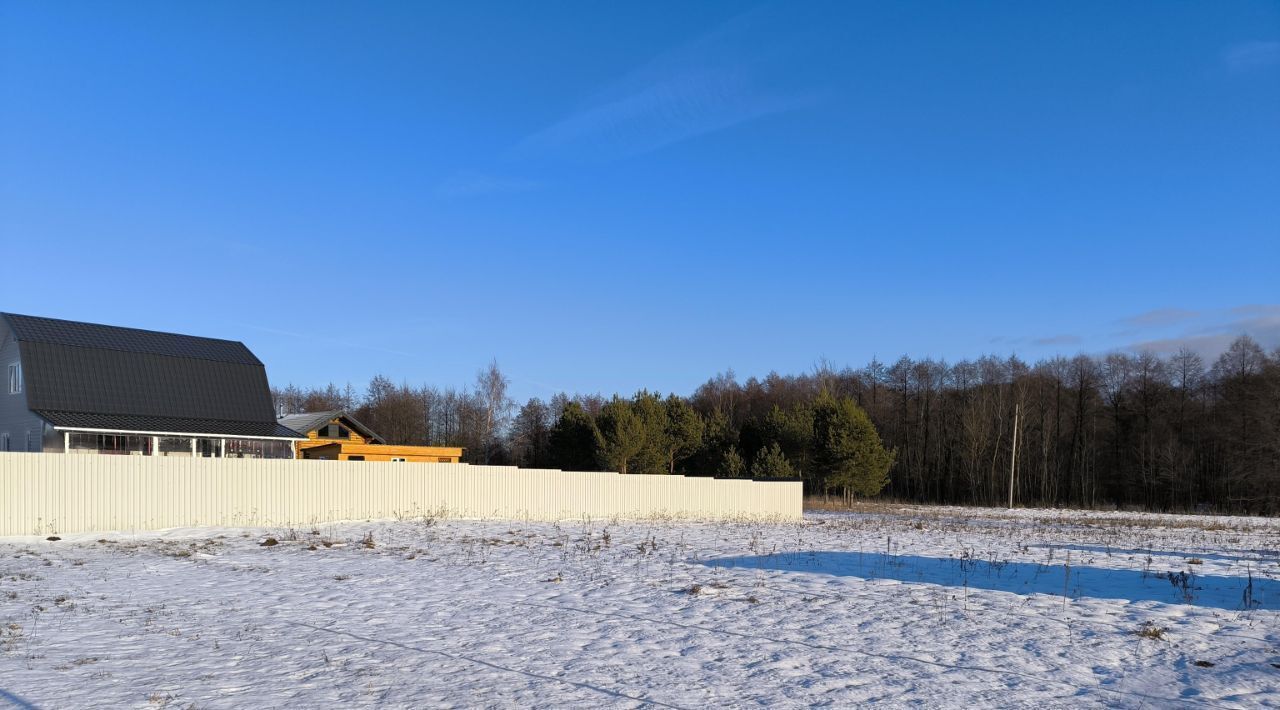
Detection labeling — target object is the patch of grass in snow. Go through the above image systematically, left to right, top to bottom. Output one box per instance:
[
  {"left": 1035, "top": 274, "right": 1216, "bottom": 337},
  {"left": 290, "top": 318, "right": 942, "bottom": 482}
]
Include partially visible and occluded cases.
[
  {"left": 684, "top": 581, "right": 729, "bottom": 596},
  {"left": 1135, "top": 622, "right": 1167, "bottom": 640},
  {"left": 0, "top": 623, "right": 29, "bottom": 654},
  {"left": 53, "top": 657, "right": 100, "bottom": 671}
]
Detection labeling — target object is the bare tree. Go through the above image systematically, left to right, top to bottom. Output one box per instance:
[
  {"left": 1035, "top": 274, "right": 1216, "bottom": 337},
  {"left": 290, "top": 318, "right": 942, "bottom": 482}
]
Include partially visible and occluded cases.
[{"left": 474, "top": 360, "right": 514, "bottom": 464}]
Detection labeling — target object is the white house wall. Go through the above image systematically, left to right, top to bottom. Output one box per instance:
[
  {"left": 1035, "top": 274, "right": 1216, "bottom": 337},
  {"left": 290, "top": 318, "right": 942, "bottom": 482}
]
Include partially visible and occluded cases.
[{"left": 0, "top": 323, "right": 46, "bottom": 453}]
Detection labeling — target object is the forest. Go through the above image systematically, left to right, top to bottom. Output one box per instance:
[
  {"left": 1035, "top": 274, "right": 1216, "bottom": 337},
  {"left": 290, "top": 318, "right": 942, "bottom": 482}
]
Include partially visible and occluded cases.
[{"left": 273, "top": 335, "right": 1280, "bottom": 514}]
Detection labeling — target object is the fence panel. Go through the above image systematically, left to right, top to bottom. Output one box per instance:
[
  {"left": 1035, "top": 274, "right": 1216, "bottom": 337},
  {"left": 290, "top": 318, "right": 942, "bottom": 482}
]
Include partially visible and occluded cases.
[{"left": 0, "top": 453, "right": 802, "bottom": 535}]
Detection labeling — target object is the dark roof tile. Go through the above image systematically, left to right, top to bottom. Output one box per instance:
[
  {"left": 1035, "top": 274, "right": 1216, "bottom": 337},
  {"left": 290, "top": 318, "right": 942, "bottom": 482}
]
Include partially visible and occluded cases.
[
  {"left": 2, "top": 313, "right": 259, "bottom": 364},
  {"left": 278, "top": 411, "right": 344, "bottom": 437}
]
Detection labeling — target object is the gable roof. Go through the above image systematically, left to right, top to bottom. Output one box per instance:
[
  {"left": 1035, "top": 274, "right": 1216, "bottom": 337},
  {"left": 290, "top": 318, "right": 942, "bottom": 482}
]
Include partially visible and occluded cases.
[
  {"left": 2, "top": 313, "right": 302, "bottom": 439},
  {"left": 278, "top": 410, "right": 386, "bottom": 444}
]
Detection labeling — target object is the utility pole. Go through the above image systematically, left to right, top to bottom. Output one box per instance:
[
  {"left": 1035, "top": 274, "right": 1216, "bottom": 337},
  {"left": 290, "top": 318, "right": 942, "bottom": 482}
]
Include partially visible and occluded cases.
[{"left": 1008, "top": 402, "right": 1019, "bottom": 509}]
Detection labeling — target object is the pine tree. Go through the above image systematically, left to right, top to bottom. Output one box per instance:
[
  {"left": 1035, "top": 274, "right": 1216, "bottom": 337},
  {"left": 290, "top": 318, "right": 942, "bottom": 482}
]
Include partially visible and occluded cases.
[
  {"left": 629, "top": 391, "right": 670, "bottom": 475},
  {"left": 812, "top": 391, "right": 894, "bottom": 498},
  {"left": 664, "top": 394, "right": 704, "bottom": 474},
  {"left": 596, "top": 396, "right": 646, "bottom": 474},
  {"left": 548, "top": 401, "right": 600, "bottom": 472},
  {"left": 762, "top": 404, "right": 813, "bottom": 478},
  {"left": 750, "top": 442, "right": 797, "bottom": 478},
  {"left": 718, "top": 446, "right": 746, "bottom": 478}
]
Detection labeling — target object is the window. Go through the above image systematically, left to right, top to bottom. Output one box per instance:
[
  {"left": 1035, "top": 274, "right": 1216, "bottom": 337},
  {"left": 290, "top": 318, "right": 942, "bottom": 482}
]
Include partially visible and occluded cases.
[
  {"left": 7, "top": 362, "right": 20, "bottom": 395},
  {"left": 317, "top": 423, "right": 351, "bottom": 439},
  {"left": 1, "top": 433, "right": 8, "bottom": 452},
  {"left": 67, "top": 433, "right": 153, "bottom": 455},
  {"left": 158, "top": 437, "right": 193, "bottom": 457},
  {"left": 195, "top": 438, "right": 222, "bottom": 458},
  {"left": 224, "top": 439, "right": 292, "bottom": 459},
  {"left": 347, "top": 455, "right": 365, "bottom": 461},
  {"left": 390, "top": 457, "right": 406, "bottom": 463},
  {"left": 436, "top": 457, "right": 452, "bottom": 463}
]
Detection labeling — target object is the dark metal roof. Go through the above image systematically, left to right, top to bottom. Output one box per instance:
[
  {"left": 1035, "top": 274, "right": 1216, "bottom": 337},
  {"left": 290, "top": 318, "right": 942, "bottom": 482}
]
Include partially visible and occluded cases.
[
  {"left": 2, "top": 313, "right": 291, "bottom": 437},
  {"left": 2, "top": 313, "right": 260, "bottom": 364},
  {"left": 36, "top": 411, "right": 304, "bottom": 438},
  {"left": 278, "top": 411, "right": 386, "bottom": 444},
  {"left": 278, "top": 411, "right": 343, "bottom": 437}
]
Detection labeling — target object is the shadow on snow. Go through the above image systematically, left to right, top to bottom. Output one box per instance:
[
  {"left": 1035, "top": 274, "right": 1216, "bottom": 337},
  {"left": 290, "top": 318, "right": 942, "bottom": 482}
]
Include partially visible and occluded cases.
[
  {"left": 1025, "top": 543, "right": 1279, "bottom": 565},
  {"left": 705, "top": 551, "right": 1279, "bottom": 611}
]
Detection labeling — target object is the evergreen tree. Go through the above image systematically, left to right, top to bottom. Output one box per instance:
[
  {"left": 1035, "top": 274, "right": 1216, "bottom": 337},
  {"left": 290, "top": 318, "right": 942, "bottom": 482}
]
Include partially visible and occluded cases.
[
  {"left": 629, "top": 391, "right": 671, "bottom": 475},
  {"left": 812, "top": 391, "right": 894, "bottom": 498},
  {"left": 664, "top": 394, "right": 704, "bottom": 474},
  {"left": 596, "top": 396, "right": 646, "bottom": 474},
  {"left": 548, "top": 401, "right": 599, "bottom": 471},
  {"left": 762, "top": 404, "right": 814, "bottom": 478},
  {"left": 690, "top": 409, "right": 735, "bottom": 476},
  {"left": 750, "top": 442, "right": 797, "bottom": 478},
  {"left": 718, "top": 446, "right": 746, "bottom": 478}
]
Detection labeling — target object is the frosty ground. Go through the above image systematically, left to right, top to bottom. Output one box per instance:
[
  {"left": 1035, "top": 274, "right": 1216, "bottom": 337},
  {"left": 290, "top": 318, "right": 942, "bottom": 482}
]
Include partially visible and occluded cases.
[{"left": 1, "top": 506, "right": 1277, "bottom": 709}]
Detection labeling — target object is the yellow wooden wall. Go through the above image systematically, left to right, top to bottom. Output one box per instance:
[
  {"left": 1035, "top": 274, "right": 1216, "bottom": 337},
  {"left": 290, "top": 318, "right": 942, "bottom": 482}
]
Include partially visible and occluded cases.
[{"left": 294, "top": 416, "right": 462, "bottom": 462}]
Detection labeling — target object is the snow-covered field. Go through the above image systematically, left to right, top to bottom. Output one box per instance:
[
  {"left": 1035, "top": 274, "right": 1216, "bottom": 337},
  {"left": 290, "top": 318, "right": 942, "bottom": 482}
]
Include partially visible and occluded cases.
[{"left": 1, "top": 505, "right": 1278, "bottom": 709}]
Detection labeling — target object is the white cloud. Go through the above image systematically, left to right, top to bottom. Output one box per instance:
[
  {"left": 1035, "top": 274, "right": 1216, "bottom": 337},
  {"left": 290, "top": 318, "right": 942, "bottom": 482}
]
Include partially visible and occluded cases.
[
  {"left": 517, "top": 9, "right": 818, "bottom": 161},
  {"left": 1223, "top": 40, "right": 1280, "bottom": 72},
  {"left": 521, "top": 71, "right": 812, "bottom": 160},
  {"left": 434, "top": 172, "right": 544, "bottom": 199},
  {"left": 1126, "top": 304, "right": 1280, "bottom": 358},
  {"left": 1117, "top": 308, "right": 1200, "bottom": 328},
  {"left": 1030, "top": 334, "right": 1082, "bottom": 346}
]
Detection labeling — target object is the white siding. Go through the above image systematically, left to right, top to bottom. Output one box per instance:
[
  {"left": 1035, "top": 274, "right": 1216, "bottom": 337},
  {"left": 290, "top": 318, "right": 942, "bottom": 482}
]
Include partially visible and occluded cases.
[
  {"left": 0, "top": 323, "right": 47, "bottom": 451},
  {"left": 0, "top": 453, "right": 802, "bottom": 535}
]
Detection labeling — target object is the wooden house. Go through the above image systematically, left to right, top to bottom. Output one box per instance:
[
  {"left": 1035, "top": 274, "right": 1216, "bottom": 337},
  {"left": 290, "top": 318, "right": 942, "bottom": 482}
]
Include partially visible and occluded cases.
[{"left": 279, "top": 411, "right": 463, "bottom": 462}]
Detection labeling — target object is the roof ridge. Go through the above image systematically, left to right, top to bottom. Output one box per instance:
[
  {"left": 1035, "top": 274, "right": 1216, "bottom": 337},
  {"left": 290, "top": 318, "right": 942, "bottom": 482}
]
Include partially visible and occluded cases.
[
  {"left": 2, "top": 312, "right": 247, "bottom": 347},
  {"left": 4, "top": 312, "right": 262, "bottom": 366},
  {"left": 18, "top": 338, "right": 263, "bottom": 366}
]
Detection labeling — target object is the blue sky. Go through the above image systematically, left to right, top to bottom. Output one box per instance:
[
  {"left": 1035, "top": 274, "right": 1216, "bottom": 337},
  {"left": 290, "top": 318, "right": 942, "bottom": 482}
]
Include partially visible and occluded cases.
[{"left": 2, "top": 1, "right": 1278, "bottom": 403}]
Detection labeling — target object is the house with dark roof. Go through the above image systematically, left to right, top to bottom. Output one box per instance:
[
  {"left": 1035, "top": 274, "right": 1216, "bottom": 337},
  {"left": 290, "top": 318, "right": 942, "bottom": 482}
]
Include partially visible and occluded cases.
[
  {"left": 1, "top": 313, "right": 305, "bottom": 457},
  {"left": 280, "top": 410, "right": 463, "bottom": 462}
]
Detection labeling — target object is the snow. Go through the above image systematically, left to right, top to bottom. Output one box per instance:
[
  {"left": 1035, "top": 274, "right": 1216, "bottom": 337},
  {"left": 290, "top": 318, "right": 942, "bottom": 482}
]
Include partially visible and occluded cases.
[{"left": 1, "top": 505, "right": 1278, "bottom": 708}]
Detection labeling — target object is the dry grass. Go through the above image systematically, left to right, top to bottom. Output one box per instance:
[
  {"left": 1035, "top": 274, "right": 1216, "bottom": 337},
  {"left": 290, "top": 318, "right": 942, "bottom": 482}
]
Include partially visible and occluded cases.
[
  {"left": 804, "top": 498, "right": 1272, "bottom": 533},
  {"left": 1135, "top": 622, "right": 1167, "bottom": 640}
]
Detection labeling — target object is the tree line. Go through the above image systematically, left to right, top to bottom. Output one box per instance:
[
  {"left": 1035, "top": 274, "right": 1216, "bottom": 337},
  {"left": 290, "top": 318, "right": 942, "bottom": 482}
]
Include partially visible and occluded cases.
[{"left": 273, "top": 335, "right": 1280, "bottom": 514}]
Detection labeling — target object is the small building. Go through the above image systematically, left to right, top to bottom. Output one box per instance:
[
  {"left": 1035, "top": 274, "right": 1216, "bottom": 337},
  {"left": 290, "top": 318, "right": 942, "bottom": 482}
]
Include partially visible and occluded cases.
[
  {"left": 1, "top": 313, "right": 304, "bottom": 457},
  {"left": 279, "top": 411, "right": 463, "bottom": 462}
]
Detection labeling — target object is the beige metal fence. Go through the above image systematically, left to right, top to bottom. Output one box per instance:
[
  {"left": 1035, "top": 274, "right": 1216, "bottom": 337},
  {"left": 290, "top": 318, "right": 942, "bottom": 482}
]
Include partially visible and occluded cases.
[{"left": 0, "top": 452, "right": 802, "bottom": 535}]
